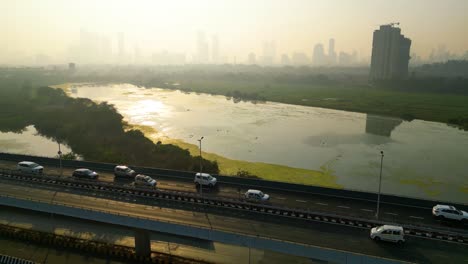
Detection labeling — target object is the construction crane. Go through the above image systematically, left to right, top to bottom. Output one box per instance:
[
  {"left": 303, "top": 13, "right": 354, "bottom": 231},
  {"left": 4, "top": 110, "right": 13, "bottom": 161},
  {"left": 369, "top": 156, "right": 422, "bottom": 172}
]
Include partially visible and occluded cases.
[{"left": 387, "top": 22, "right": 400, "bottom": 27}]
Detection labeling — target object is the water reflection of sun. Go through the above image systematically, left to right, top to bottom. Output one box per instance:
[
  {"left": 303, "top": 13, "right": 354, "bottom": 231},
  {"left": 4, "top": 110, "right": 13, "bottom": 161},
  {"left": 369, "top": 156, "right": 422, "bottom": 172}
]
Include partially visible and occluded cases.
[{"left": 127, "top": 100, "right": 167, "bottom": 116}]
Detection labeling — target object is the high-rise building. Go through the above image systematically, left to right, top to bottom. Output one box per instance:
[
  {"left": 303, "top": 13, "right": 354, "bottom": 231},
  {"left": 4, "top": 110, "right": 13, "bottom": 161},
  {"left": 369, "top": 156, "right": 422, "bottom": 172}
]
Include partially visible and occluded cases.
[
  {"left": 370, "top": 24, "right": 411, "bottom": 80},
  {"left": 196, "top": 31, "right": 209, "bottom": 64},
  {"left": 118, "top": 32, "right": 125, "bottom": 58},
  {"left": 211, "top": 34, "right": 219, "bottom": 64},
  {"left": 328, "top": 38, "right": 337, "bottom": 65},
  {"left": 261, "top": 41, "right": 276, "bottom": 65},
  {"left": 312, "top": 43, "right": 325, "bottom": 66},
  {"left": 339, "top": 51, "right": 358, "bottom": 66},
  {"left": 248, "top": 52, "right": 256, "bottom": 64},
  {"left": 292, "top": 52, "right": 309, "bottom": 65},
  {"left": 280, "top": 54, "right": 290, "bottom": 65},
  {"left": 68, "top": 62, "right": 76, "bottom": 72}
]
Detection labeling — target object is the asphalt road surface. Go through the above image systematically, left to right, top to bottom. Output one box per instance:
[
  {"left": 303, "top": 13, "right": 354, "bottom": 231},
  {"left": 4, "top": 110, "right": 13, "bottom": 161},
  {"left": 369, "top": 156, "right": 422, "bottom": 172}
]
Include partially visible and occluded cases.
[{"left": 0, "top": 182, "right": 467, "bottom": 263}]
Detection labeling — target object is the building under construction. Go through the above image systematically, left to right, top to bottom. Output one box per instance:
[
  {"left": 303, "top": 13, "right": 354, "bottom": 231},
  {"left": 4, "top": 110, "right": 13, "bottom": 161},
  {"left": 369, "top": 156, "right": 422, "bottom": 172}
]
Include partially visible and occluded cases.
[{"left": 370, "top": 23, "right": 411, "bottom": 80}]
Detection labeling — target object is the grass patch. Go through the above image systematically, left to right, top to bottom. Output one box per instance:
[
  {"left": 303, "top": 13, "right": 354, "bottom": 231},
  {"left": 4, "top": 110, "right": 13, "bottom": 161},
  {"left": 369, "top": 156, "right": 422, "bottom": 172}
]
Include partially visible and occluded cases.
[
  {"left": 127, "top": 124, "right": 341, "bottom": 189},
  {"left": 399, "top": 178, "right": 443, "bottom": 197},
  {"left": 460, "top": 186, "right": 468, "bottom": 194}
]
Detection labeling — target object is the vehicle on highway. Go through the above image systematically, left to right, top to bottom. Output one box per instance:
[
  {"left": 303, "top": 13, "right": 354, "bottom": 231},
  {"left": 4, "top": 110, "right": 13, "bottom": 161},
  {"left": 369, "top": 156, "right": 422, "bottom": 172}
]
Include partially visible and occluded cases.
[
  {"left": 17, "top": 161, "right": 43, "bottom": 175},
  {"left": 114, "top": 165, "right": 137, "bottom": 178},
  {"left": 72, "top": 168, "right": 99, "bottom": 180},
  {"left": 194, "top": 172, "right": 217, "bottom": 187},
  {"left": 134, "top": 174, "right": 157, "bottom": 188},
  {"left": 245, "top": 189, "right": 270, "bottom": 202},
  {"left": 432, "top": 204, "right": 468, "bottom": 222},
  {"left": 370, "top": 225, "right": 405, "bottom": 244}
]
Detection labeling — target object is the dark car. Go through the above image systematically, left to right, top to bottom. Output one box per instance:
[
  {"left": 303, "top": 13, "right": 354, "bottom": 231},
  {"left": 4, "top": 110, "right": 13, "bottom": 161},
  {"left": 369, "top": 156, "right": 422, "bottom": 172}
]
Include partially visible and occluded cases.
[{"left": 72, "top": 168, "right": 99, "bottom": 179}]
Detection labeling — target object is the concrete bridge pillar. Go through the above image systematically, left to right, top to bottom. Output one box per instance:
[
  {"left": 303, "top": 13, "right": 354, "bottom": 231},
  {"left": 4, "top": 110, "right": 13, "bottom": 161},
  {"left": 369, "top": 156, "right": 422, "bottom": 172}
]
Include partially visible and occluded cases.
[{"left": 134, "top": 229, "right": 151, "bottom": 257}]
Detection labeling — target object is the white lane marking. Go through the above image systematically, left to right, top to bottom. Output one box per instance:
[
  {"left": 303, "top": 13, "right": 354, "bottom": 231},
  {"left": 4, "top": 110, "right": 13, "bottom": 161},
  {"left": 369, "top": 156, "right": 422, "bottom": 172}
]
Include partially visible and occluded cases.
[
  {"left": 277, "top": 197, "right": 286, "bottom": 200},
  {"left": 296, "top": 200, "right": 307, "bottom": 203},
  {"left": 316, "top": 202, "right": 328, "bottom": 206},
  {"left": 337, "top": 206, "right": 350, "bottom": 209},
  {"left": 361, "top": 209, "right": 373, "bottom": 212},
  {"left": 385, "top": 212, "right": 398, "bottom": 216},
  {"left": 409, "top": 216, "right": 424, "bottom": 220}
]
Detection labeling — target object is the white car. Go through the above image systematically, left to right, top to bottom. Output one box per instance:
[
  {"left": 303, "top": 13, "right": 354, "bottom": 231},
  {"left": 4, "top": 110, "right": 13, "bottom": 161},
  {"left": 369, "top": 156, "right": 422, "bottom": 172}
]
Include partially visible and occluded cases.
[
  {"left": 17, "top": 161, "right": 43, "bottom": 175},
  {"left": 114, "top": 165, "right": 137, "bottom": 178},
  {"left": 194, "top": 173, "right": 217, "bottom": 187},
  {"left": 135, "top": 174, "right": 157, "bottom": 188},
  {"left": 245, "top": 189, "right": 270, "bottom": 202},
  {"left": 432, "top": 204, "right": 468, "bottom": 222},
  {"left": 370, "top": 225, "right": 405, "bottom": 244}
]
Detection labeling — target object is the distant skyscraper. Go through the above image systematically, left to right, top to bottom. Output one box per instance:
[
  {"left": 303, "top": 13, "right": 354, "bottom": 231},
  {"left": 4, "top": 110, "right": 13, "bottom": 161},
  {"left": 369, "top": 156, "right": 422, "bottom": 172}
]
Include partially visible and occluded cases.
[
  {"left": 370, "top": 24, "right": 411, "bottom": 80},
  {"left": 197, "top": 31, "right": 209, "bottom": 63},
  {"left": 117, "top": 32, "right": 125, "bottom": 64},
  {"left": 118, "top": 32, "right": 124, "bottom": 57},
  {"left": 211, "top": 34, "right": 219, "bottom": 64},
  {"left": 328, "top": 38, "right": 337, "bottom": 65},
  {"left": 261, "top": 41, "right": 276, "bottom": 65},
  {"left": 312, "top": 43, "right": 325, "bottom": 66},
  {"left": 134, "top": 45, "right": 141, "bottom": 64},
  {"left": 339, "top": 51, "right": 358, "bottom": 65},
  {"left": 248, "top": 52, "right": 256, "bottom": 64},
  {"left": 292, "top": 52, "right": 309, "bottom": 65},
  {"left": 281, "top": 54, "right": 290, "bottom": 65},
  {"left": 68, "top": 62, "right": 76, "bottom": 71}
]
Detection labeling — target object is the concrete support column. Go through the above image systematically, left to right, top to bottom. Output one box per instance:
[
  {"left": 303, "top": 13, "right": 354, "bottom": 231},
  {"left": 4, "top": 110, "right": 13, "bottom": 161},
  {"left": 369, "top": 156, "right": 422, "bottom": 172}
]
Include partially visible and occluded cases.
[{"left": 134, "top": 229, "right": 151, "bottom": 257}]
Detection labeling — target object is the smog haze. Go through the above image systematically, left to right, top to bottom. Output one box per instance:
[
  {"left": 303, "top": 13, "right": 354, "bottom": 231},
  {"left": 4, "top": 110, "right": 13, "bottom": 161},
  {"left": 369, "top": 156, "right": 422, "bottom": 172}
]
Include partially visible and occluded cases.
[{"left": 1, "top": 0, "right": 467, "bottom": 64}]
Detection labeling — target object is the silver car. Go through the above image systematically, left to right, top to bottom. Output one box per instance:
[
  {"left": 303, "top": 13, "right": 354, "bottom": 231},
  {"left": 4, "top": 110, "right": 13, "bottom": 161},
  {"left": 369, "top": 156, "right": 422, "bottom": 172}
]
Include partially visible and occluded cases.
[
  {"left": 17, "top": 161, "right": 43, "bottom": 175},
  {"left": 135, "top": 174, "right": 157, "bottom": 188}
]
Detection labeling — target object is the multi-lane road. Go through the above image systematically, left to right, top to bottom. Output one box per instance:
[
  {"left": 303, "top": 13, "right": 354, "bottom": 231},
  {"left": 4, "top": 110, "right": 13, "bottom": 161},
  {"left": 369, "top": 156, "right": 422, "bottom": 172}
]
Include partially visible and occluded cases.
[
  {"left": 1, "top": 160, "right": 466, "bottom": 232},
  {"left": 1, "top": 182, "right": 467, "bottom": 263}
]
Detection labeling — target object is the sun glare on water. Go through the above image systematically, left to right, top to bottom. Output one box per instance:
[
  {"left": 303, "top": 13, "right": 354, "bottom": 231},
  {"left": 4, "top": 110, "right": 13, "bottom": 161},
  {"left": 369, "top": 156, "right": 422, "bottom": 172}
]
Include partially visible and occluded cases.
[{"left": 127, "top": 99, "right": 167, "bottom": 116}]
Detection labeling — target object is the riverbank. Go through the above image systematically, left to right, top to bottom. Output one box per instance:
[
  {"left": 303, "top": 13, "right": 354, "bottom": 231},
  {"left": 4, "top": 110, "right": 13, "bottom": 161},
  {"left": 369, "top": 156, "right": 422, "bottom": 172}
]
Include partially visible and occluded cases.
[{"left": 130, "top": 125, "right": 340, "bottom": 188}]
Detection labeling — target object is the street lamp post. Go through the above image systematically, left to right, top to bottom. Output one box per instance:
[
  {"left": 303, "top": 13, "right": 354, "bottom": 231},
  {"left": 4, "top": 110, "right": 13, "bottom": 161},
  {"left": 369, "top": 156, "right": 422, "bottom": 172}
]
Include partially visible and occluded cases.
[
  {"left": 198, "top": 136, "right": 204, "bottom": 195},
  {"left": 58, "top": 142, "right": 63, "bottom": 176},
  {"left": 376, "top": 150, "right": 384, "bottom": 219}
]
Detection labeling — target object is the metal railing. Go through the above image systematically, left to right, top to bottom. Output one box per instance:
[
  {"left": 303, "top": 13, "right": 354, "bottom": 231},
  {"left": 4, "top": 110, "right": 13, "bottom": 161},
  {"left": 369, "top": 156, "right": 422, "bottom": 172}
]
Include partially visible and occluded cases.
[
  {"left": 0, "top": 168, "right": 466, "bottom": 245},
  {"left": 0, "top": 193, "right": 412, "bottom": 264}
]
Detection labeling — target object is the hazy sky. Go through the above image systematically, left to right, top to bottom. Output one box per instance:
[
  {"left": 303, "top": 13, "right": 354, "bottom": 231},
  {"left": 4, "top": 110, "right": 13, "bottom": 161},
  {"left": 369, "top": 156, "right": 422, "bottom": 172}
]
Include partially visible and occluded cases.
[{"left": 1, "top": 0, "right": 467, "bottom": 63}]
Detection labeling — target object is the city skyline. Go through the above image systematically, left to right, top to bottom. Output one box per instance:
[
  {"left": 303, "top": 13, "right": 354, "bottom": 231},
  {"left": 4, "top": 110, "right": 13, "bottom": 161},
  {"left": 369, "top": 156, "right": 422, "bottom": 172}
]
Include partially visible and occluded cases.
[{"left": 1, "top": 0, "right": 467, "bottom": 65}]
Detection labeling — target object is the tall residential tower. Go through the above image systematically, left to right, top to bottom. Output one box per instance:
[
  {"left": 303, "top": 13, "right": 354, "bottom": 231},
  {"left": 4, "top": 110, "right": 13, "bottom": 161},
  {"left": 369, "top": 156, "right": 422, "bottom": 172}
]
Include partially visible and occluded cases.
[{"left": 370, "top": 24, "right": 411, "bottom": 80}]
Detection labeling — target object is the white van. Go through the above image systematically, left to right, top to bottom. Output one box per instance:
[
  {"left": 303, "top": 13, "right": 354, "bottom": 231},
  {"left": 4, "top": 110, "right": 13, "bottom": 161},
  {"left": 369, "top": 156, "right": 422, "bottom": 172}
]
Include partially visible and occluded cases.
[
  {"left": 17, "top": 161, "right": 44, "bottom": 175},
  {"left": 114, "top": 165, "right": 137, "bottom": 178},
  {"left": 194, "top": 173, "right": 217, "bottom": 187},
  {"left": 135, "top": 174, "right": 157, "bottom": 188},
  {"left": 245, "top": 189, "right": 270, "bottom": 202},
  {"left": 370, "top": 225, "right": 405, "bottom": 244}
]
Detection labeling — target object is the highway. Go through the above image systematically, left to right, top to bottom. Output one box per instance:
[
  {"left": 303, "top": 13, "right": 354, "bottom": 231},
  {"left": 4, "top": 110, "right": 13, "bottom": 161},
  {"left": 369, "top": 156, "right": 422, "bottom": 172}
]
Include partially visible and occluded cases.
[
  {"left": 1, "top": 160, "right": 466, "bottom": 232},
  {"left": 0, "top": 181, "right": 467, "bottom": 263}
]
